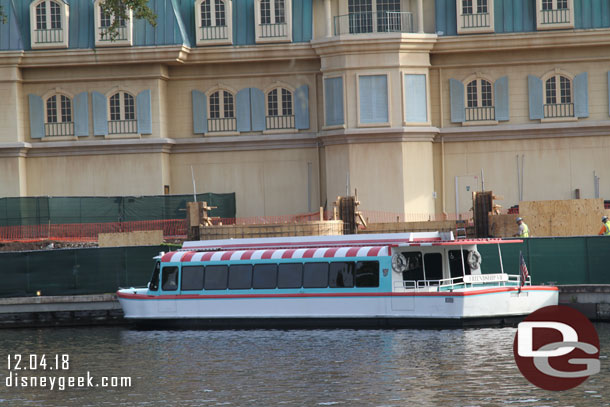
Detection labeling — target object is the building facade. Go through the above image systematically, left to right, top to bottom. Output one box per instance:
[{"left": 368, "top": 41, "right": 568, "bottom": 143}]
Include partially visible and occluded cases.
[{"left": 1, "top": 0, "right": 609, "bottom": 218}]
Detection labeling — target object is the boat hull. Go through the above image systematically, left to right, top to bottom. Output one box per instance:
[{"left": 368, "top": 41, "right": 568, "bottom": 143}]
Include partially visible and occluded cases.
[{"left": 117, "top": 285, "right": 558, "bottom": 329}]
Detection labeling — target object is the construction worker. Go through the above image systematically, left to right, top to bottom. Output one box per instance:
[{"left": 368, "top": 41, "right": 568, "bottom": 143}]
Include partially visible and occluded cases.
[
  {"left": 599, "top": 216, "right": 610, "bottom": 236},
  {"left": 515, "top": 217, "right": 529, "bottom": 238}
]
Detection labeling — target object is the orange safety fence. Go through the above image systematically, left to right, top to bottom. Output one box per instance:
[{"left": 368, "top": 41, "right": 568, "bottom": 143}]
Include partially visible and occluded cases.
[{"left": 0, "top": 219, "right": 188, "bottom": 243}]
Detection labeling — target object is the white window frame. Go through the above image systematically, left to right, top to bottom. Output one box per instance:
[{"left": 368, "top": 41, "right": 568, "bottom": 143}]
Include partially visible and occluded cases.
[
  {"left": 30, "top": 0, "right": 69, "bottom": 49},
  {"left": 94, "top": 0, "right": 133, "bottom": 47},
  {"left": 195, "top": 0, "right": 233, "bottom": 46},
  {"left": 254, "top": 0, "right": 293, "bottom": 43},
  {"left": 456, "top": 0, "right": 494, "bottom": 34},
  {"left": 535, "top": 0, "right": 574, "bottom": 30},
  {"left": 401, "top": 71, "right": 430, "bottom": 126},
  {"left": 542, "top": 71, "right": 574, "bottom": 120},
  {"left": 356, "top": 72, "right": 391, "bottom": 128},
  {"left": 322, "top": 74, "right": 347, "bottom": 130},
  {"left": 463, "top": 76, "right": 496, "bottom": 122},
  {"left": 265, "top": 85, "right": 295, "bottom": 131},
  {"left": 206, "top": 88, "right": 238, "bottom": 134},
  {"left": 42, "top": 90, "right": 74, "bottom": 138},
  {"left": 107, "top": 90, "right": 138, "bottom": 136}
]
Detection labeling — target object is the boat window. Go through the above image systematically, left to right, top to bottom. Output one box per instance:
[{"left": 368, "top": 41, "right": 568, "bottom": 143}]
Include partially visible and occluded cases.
[
  {"left": 449, "top": 250, "right": 472, "bottom": 278},
  {"left": 401, "top": 252, "right": 424, "bottom": 281},
  {"left": 424, "top": 253, "right": 443, "bottom": 281},
  {"left": 149, "top": 261, "right": 160, "bottom": 291},
  {"left": 355, "top": 261, "right": 379, "bottom": 287},
  {"left": 303, "top": 262, "right": 329, "bottom": 288},
  {"left": 329, "top": 262, "right": 354, "bottom": 288},
  {"left": 277, "top": 263, "right": 302, "bottom": 288},
  {"left": 252, "top": 264, "right": 277, "bottom": 289},
  {"left": 181, "top": 265, "right": 204, "bottom": 291},
  {"left": 204, "top": 265, "right": 229, "bottom": 290},
  {"left": 228, "top": 265, "right": 253, "bottom": 289},
  {"left": 161, "top": 266, "right": 179, "bottom": 291}
]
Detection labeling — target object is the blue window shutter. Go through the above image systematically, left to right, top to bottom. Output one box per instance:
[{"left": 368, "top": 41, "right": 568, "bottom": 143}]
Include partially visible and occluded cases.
[
  {"left": 574, "top": 72, "right": 589, "bottom": 118},
  {"left": 404, "top": 74, "right": 427, "bottom": 123},
  {"left": 359, "top": 75, "right": 388, "bottom": 124},
  {"left": 527, "top": 75, "right": 543, "bottom": 120},
  {"left": 494, "top": 76, "right": 510, "bottom": 121},
  {"left": 324, "top": 77, "right": 344, "bottom": 126},
  {"left": 449, "top": 78, "right": 465, "bottom": 123},
  {"left": 295, "top": 85, "right": 310, "bottom": 130},
  {"left": 250, "top": 87, "right": 265, "bottom": 131},
  {"left": 236, "top": 88, "right": 251, "bottom": 132},
  {"left": 137, "top": 90, "right": 152, "bottom": 135},
  {"left": 192, "top": 90, "right": 208, "bottom": 134},
  {"left": 92, "top": 91, "right": 108, "bottom": 136},
  {"left": 74, "top": 92, "right": 89, "bottom": 137},
  {"left": 28, "top": 94, "right": 44, "bottom": 139}
]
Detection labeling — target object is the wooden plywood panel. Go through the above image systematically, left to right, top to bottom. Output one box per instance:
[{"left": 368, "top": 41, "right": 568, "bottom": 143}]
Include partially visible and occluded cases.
[
  {"left": 519, "top": 199, "right": 605, "bottom": 237},
  {"left": 489, "top": 214, "right": 520, "bottom": 238}
]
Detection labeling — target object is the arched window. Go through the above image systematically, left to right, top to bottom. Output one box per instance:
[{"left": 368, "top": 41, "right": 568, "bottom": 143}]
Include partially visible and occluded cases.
[
  {"left": 30, "top": 0, "right": 69, "bottom": 48},
  {"left": 94, "top": 0, "right": 133, "bottom": 46},
  {"left": 195, "top": 0, "right": 233, "bottom": 45},
  {"left": 255, "top": 0, "right": 291, "bottom": 42},
  {"left": 544, "top": 74, "right": 573, "bottom": 118},
  {"left": 465, "top": 79, "right": 494, "bottom": 121},
  {"left": 266, "top": 88, "right": 294, "bottom": 129},
  {"left": 208, "top": 90, "right": 236, "bottom": 132},
  {"left": 109, "top": 92, "right": 137, "bottom": 134},
  {"left": 45, "top": 94, "right": 73, "bottom": 136}
]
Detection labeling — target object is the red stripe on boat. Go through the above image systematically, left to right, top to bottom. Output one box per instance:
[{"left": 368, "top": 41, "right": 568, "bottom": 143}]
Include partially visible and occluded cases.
[
  {"left": 346, "top": 247, "right": 360, "bottom": 257},
  {"left": 303, "top": 248, "right": 317, "bottom": 258},
  {"left": 324, "top": 248, "right": 339, "bottom": 258},
  {"left": 282, "top": 249, "right": 296, "bottom": 259},
  {"left": 241, "top": 250, "right": 256, "bottom": 260},
  {"left": 261, "top": 250, "right": 274, "bottom": 259},
  {"left": 221, "top": 251, "right": 234, "bottom": 261},
  {"left": 161, "top": 252, "right": 174, "bottom": 262},
  {"left": 182, "top": 252, "right": 196, "bottom": 262},
  {"left": 201, "top": 252, "right": 215, "bottom": 261}
]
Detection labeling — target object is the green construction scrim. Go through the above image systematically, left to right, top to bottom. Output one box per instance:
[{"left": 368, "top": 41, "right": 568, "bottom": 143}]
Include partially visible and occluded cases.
[
  {"left": 0, "top": 193, "right": 236, "bottom": 226},
  {"left": 1, "top": 236, "right": 610, "bottom": 298},
  {"left": 0, "top": 246, "right": 171, "bottom": 298}
]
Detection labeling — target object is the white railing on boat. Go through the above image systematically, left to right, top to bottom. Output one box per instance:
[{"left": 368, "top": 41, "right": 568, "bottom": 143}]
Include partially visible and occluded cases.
[{"left": 394, "top": 273, "right": 530, "bottom": 292}]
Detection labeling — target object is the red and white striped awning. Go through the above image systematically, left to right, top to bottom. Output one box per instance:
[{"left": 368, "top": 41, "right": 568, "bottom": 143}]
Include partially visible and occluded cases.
[{"left": 161, "top": 246, "right": 390, "bottom": 263}]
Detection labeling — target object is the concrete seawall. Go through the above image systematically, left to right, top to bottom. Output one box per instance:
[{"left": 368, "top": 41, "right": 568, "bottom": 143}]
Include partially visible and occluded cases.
[
  {"left": 0, "top": 285, "right": 608, "bottom": 328},
  {"left": 0, "top": 294, "right": 125, "bottom": 328}
]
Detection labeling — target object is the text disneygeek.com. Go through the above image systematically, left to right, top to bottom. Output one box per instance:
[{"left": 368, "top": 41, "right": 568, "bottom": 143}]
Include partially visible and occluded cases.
[{"left": 4, "top": 354, "right": 132, "bottom": 391}]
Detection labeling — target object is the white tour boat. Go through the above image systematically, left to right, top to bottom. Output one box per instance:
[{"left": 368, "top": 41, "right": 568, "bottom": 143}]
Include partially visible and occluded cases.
[{"left": 117, "top": 232, "right": 558, "bottom": 328}]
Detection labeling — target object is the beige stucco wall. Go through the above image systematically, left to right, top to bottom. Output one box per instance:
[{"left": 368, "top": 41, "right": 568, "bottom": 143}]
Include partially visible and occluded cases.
[
  {"left": 0, "top": 67, "right": 24, "bottom": 143},
  {"left": 440, "top": 135, "right": 610, "bottom": 214},
  {"left": 169, "top": 148, "right": 320, "bottom": 217},
  {"left": 26, "top": 153, "right": 167, "bottom": 196},
  {"left": 0, "top": 157, "right": 26, "bottom": 197}
]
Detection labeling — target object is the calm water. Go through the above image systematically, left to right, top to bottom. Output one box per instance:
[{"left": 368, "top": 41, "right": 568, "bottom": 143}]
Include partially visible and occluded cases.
[{"left": 0, "top": 325, "right": 608, "bottom": 407}]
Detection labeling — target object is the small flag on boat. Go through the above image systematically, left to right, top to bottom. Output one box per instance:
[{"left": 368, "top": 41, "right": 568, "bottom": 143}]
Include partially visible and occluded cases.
[{"left": 519, "top": 251, "right": 529, "bottom": 290}]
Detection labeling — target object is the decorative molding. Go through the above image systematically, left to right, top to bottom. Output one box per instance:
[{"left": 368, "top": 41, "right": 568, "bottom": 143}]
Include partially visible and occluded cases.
[
  {"left": 319, "top": 127, "right": 438, "bottom": 146},
  {"left": 0, "top": 142, "right": 31, "bottom": 158}
]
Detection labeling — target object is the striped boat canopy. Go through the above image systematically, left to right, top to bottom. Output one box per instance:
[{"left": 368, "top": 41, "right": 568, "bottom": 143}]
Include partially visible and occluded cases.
[{"left": 161, "top": 246, "right": 390, "bottom": 263}]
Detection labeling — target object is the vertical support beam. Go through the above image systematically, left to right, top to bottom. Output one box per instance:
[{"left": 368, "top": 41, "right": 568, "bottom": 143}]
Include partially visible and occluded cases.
[
  {"left": 325, "top": 0, "right": 332, "bottom": 37},
  {"left": 417, "top": 0, "right": 424, "bottom": 33}
]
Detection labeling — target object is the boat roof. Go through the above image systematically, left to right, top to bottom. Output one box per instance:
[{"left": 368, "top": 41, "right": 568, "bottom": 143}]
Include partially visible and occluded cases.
[{"left": 180, "top": 232, "right": 522, "bottom": 252}]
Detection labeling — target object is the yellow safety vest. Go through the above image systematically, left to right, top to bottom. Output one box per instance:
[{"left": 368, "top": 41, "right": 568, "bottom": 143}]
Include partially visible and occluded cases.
[
  {"left": 604, "top": 221, "right": 610, "bottom": 236},
  {"left": 520, "top": 223, "right": 529, "bottom": 238}
]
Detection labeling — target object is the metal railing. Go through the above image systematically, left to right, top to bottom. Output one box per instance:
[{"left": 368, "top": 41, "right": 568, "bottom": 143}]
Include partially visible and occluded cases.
[
  {"left": 540, "top": 8, "right": 570, "bottom": 24},
  {"left": 334, "top": 11, "right": 414, "bottom": 35},
  {"left": 461, "top": 12, "right": 491, "bottom": 29},
  {"left": 259, "top": 23, "right": 288, "bottom": 38},
  {"left": 98, "top": 25, "right": 128, "bottom": 42},
  {"left": 200, "top": 25, "right": 229, "bottom": 41},
  {"left": 34, "top": 28, "right": 64, "bottom": 44},
  {"left": 544, "top": 103, "right": 574, "bottom": 118},
  {"left": 465, "top": 106, "right": 495, "bottom": 121},
  {"left": 266, "top": 115, "right": 295, "bottom": 130},
  {"left": 207, "top": 117, "right": 237, "bottom": 133},
  {"left": 109, "top": 119, "right": 138, "bottom": 134},
  {"left": 44, "top": 122, "right": 74, "bottom": 137},
  {"left": 394, "top": 274, "right": 526, "bottom": 292}
]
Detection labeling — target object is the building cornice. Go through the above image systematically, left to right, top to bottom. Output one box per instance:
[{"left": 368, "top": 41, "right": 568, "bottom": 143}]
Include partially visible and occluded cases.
[
  {"left": 432, "top": 29, "right": 610, "bottom": 55},
  {"left": 311, "top": 33, "right": 438, "bottom": 58},
  {"left": 183, "top": 43, "right": 318, "bottom": 64},
  {"left": 437, "top": 121, "right": 610, "bottom": 142},
  {"left": 319, "top": 127, "right": 438, "bottom": 146},
  {"left": 171, "top": 133, "right": 320, "bottom": 154},
  {"left": 25, "top": 138, "right": 175, "bottom": 158},
  {"left": 0, "top": 142, "right": 31, "bottom": 158}
]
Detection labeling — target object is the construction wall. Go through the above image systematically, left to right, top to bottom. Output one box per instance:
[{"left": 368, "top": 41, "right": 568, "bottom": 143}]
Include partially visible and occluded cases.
[
  {"left": 519, "top": 199, "right": 606, "bottom": 237},
  {"left": 360, "top": 220, "right": 458, "bottom": 234},
  {"left": 199, "top": 221, "right": 343, "bottom": 240},
  {"left": 98, "top": 231, "right": 164, "bottom": 247}
]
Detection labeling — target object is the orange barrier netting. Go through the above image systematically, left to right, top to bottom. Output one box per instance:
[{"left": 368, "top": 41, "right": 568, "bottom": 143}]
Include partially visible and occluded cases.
[{"left": 0, "top": 219, "right": 188, "bottom": 243}]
